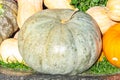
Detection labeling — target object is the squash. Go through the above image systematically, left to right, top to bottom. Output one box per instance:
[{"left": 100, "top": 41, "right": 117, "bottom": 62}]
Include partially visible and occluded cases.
[
  {"left": 0, "top": 0, "right": 18, "bottom": 44},
  {"left": 17, "top": 0, "right": 44, "bottom": 28},
  {"left": 44, "top": 0, "right": 75, "bottom": 9},
  {"left": 106, "top": 0, "right": 120, "bottom": 21},
  {"left": 86, "top": 6, "right": 117, "bottom": 34},
  {"left": 18, "top": 9, "right": 102, "bottom": 75},
  {"left": 103, "top": 23, "right": 120, "bottom": 67},
  {"left": 0, "top": 38, "right": 23, "bottom": 63}
]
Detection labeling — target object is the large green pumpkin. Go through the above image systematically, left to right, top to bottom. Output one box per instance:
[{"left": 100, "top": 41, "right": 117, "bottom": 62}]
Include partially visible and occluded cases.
[{"left": 18, "top": 9, "right": 102, "bottom": 75}]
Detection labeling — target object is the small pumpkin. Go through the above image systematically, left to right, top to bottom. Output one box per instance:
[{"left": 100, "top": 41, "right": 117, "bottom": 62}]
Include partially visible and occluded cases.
[
  {"left": 0, "top": 0, "right": 18, "bottom": 44},
  {"left": 17, "top": 0, "right": 44, "bottom": 28},
  {"left": 44, "top": 0, "right": 75, "bottom": 9},
  {"left": 106, "top": 0, "right": 120, "bottom": 21},
  {"left": 86, "top": 6, "right": 117, "bottom": 34},
  {"left": 18, "top": 9, "right": 102, "bottom": 75},
  {"left": 103, "top": 23, "right": 120, "bottom": 67},
  {"left": 0, "top": 38, "right": 23, "bottom": 63}
]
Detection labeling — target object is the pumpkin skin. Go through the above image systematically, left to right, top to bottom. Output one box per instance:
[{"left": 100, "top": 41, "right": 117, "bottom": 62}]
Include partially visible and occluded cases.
[
  {"left": 0, "top": 0, "right": 18, "bottom": 44},
  {"left": 0, "top": 0, "right": 18, "bottom": 14},
  {"left": 17, "top": 0, "right": 43, "bottom": 28},
  {"left": 44, "top": 0, "right": 75, "bottom": 9},
  {"left": 106, "top": 0, "right": 120, "bottom": 21},
  {"left": 86, "top": 6, "right": 117, "bottom": 34},
  {"left": 18, "top": 9, "right": 102, "bottom": 75},
  {"left": 103, "top": 23, "right": 120, "bottom": 67},
  {"left": 0, "top": 38, "right": 23, "bottom": 63}
]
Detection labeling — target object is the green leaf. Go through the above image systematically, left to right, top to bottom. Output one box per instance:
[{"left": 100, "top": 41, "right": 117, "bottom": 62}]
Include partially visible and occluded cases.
[{"left": 71, "top": 0, "right": 108, "bottom": 12}]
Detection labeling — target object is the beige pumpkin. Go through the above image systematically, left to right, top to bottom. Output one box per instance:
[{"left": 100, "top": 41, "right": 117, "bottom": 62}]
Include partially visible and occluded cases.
[
  {"left": 17, "top": 0, "right": 44, "bottom": 28},
  {"left": 44, "top": 0, "right": 75, "bottom": 9},
  {"left": 106, "top": 0, "right": 120, "bottom": 21},
  {"left": 86, "top": 6, "right": 117, "bottom": 34},
  {"left": 0, "top": 38, "right": 23, "bottom": 63}
]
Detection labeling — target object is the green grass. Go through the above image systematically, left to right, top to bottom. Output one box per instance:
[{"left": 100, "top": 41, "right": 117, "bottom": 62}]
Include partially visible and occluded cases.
[
  {"left": 71, "top": 0, "right": 108, "bottom": 12},
  {"left": 0, "top": 57, "right": 120, "bottom": 75},
  {"left": 84, "top": 57, "right": 120, "bottom": 75},
  {"left": 0, "top": 60, "right": 33, "bottom": 72}
]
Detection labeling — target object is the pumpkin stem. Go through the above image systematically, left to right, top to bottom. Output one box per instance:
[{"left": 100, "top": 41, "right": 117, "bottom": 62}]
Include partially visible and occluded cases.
[{"left": 61, "top": 8, "right": 79, "bottom": 24}]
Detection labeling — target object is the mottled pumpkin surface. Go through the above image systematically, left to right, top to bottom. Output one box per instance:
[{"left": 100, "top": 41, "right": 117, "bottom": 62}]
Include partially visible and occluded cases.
[
  {"left": 0, "top": 0, "right": 18, "bottom": 44},
  {"left": 18, "top": 9, "right": 102, "bottom": 75}
]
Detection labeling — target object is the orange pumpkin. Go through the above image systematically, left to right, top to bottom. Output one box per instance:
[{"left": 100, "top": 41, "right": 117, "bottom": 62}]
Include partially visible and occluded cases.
[{"left": 103, "top": 23, "right": 120, "bottom": 67}]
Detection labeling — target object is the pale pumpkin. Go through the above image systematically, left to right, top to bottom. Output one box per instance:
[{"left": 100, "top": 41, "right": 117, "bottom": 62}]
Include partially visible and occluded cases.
[
  {"left": 0, "top": 0, "right": 18, "bottom": 44},
  {"left": 17, "top": 0, "right": 44, "bottom": 28},
  {"left": 44, "top": 0, "right": 75, "bottom": 9},
  {"left": 106, "top": 0, "right": 120, "bottom": 21},
  {"left": 86, "top": 6, "right": 117, "bottom": 34},
  {"left": 18, "top": 9, "right": 102, "bottom": 75},
  {"left": 103, "top": 23, "right": 120, "bottom": 68},
  {"left": 0, "top": 38, "right": 23, "bottom": 63}
]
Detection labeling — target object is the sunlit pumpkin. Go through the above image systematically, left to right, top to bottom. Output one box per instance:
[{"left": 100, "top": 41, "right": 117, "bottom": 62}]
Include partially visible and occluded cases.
[
  {"left": 17, "top": 0, "right": 43, "bottom": 28},
  {"left": 44, "top": 0, "right": 75, "bottom": 9},
  {"left": 106, "top": 0, "right": 120, "bottom": 21},
  {"left": 86, "top": 6, "right": 117, "bottom": 34},
  {"left": 18, "top": 9, "right": 102, "bottom": 75},
  {"left": 103, "top": 23, "right": 120, "bottom": 67},
  {"left": 0, "top": 38, "right": 23, "bottom": 63}
]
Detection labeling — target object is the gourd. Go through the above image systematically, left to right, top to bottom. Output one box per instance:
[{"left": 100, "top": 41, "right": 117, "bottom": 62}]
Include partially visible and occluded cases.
[
  {"left": 0, "top": 0, "right": 18, "bottom": 44},
  {"left": 17, "top": 0, "right": 44, "bottom": 28},
  {"left": 44, "top": 0, "right": 75, "bottom": 9},
  {"left": 106, "top": 0, "right": 120, "bottom": 21},
  {"left": 86, "top": 6, "right": 117, "bottom": 34},
  {"left": 18, "top": 9, "right": 102, "bottom": 75},
  {"left": 103, "top": 23, "right": 120, "bottom": 68},
  {"left": 0, "top": 38, "right": 23, "bottom": 63}
]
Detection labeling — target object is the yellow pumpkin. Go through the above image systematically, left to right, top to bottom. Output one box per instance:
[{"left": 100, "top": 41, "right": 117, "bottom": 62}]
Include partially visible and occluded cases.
[
  {"left": 17, "top": 0, "right": 43, "bottom": 28},
  {"left": 44, "top": 0, "right": 75, "bottom": 9},
  {"left": 106, "top": 0, "right": 120, "bottom": 21},
  {"left": 86, "top": 6, "right": 117, "bottom": 34},
  {"left": 103, "top": 23, "right": 120, "bottom": 67}
]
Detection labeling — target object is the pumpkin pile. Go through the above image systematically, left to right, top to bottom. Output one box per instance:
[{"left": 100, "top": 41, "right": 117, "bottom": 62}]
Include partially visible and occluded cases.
[
  {"left": 0, "top": 0, "right": 120, "bottom": 75},
  {"left": 0, "top": 0, "right": 21, "bottom": 63},
  {"left": 86, "top": 0, "right": 120, "bottom": 68}
]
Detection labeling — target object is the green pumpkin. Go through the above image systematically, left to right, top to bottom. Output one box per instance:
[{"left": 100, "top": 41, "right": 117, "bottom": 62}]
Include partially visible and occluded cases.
[
  {"left": 0, "top": 0, "right": 18, "bottom": 44},
  {"left": 18, "top": 9, "right": 102, "bottom": 75}
]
